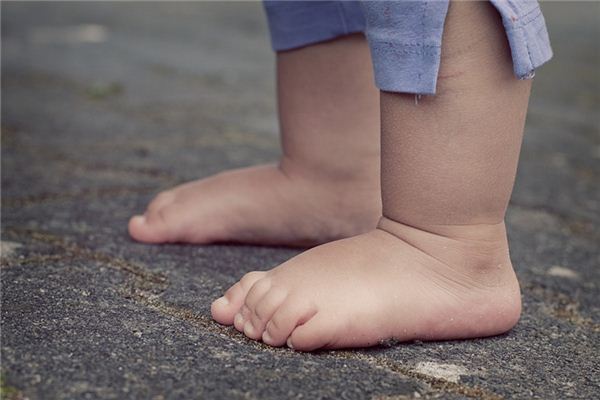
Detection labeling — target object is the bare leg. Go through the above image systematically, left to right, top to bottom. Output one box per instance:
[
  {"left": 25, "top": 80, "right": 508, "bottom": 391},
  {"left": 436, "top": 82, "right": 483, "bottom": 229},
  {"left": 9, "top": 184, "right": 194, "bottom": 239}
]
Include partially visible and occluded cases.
[
  {"left": 212, "top": 1, "right": 528, "bottom": 350},
  {"left": 129, "top": 34, "right": 380, "bottom": 246}
]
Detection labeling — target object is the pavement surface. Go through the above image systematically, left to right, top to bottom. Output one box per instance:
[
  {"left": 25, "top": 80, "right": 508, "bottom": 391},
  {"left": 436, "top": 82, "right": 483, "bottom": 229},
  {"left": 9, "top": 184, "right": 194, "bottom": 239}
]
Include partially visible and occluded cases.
[{"left": 1, "top": 2, "right": 599, "bottom": 399}]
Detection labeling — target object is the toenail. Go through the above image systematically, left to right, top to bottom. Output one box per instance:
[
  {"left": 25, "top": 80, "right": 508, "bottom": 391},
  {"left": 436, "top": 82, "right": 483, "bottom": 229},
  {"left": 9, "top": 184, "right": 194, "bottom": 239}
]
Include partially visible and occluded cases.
[
  {"left": 133, "top": 215, "right": 146, "bottom": 224},
  {"left": 214, "top": 296, "right": 229, "bottom": 307},
  {"left": 234, "top": 313, "right": 244, "bottom": 326},
  {"left": 243, "top": 321, "right": 255, "bottom": 336},
  {"left": 262, "top": 331, "right": 273, "bottom": 344},
  {"left": 286, "top": 338, "right": 294, "bottom": 349}
]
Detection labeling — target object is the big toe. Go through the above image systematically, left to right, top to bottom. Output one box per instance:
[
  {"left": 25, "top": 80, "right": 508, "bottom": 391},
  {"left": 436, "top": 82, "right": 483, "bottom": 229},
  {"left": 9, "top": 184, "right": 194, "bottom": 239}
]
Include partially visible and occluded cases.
[
  {"left": 128, "top": 213, "right": 169, "bottom": 243},
  {"left": 211, "top": 271, "right": 267, "bottom": 325}
]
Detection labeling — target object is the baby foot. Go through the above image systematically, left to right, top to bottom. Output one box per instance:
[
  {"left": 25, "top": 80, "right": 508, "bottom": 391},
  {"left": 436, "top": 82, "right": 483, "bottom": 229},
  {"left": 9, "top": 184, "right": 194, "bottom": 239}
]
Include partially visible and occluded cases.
[
  {"left": 129, "top": 163, "right": 380, "bottom": 246},
  {"left": 211, "top": 217, "right": 521, "bottom": 351}
]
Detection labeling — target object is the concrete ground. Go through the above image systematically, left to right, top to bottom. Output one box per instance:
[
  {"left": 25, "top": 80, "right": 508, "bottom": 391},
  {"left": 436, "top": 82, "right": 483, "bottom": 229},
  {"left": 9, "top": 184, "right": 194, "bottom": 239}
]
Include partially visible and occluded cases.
[{"left": 1, "top": 2, "right": 599, "bottom": 399}]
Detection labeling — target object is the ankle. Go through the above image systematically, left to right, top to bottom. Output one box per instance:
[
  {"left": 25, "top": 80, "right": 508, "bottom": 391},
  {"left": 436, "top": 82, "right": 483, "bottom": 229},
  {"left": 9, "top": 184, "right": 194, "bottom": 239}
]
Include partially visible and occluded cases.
[
  {"left": 278, "top": 151, "right": 379, "bottom": 189},
  {"left": 378, "top": 215, "right": 522, "bottom": 332},
  {"left": 381, "top": 215, "right": 508, "bottom": 241},
  {"left": 377, "top": 216, "right": 514, "bottom": 276}
]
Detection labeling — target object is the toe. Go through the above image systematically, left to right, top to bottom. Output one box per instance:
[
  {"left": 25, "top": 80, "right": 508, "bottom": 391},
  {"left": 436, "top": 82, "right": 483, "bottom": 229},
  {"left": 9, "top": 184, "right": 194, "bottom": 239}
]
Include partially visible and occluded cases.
[
  {"left": 129, "top": 190, "right": 178, "bottom": 243},
  {"left": 146, "top": 190, "right": 176, "bottom": 213},
  {"left": 128, "top": 206, "right": 175, "bottom": 243},
  {"left": 128, "top": 215, "right": 147, "bottom": 239},
  {"left": 211, "top": 271, "right": 266, "bottom": 325},
  {"left": 240, "top": 278, "right": 272, "bottom": 340},
  {"left": 244, "top": 278, "right": 272, "bottom": 311},
  {"left": 212, "top": 285, "right": 243, "bottom": 325},
  {"left": 246, "top": 286, "right": 288, "bottom": 341},
  {"left": 250, "top": 287, "right": 288, "bottom": 341},
  {"left": 262, "top": 296, "right": 317, "bottom": 347},
  {"left": 235, "top": 305, "right": 250, "bottom": 331},
  {"left": 233, "top": 312, "right": 245, "bottom": 331},
  {"left": 288, "top": 313, "right": 335, "bottom": 351}
]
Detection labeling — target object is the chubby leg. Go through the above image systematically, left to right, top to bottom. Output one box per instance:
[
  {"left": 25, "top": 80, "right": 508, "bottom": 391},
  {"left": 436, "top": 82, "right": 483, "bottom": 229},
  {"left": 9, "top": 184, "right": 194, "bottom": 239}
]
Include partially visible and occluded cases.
[
  {"left": 212, "top": 1, "right": 530, "bottom": 350},
  {"left": 129, "top": 34, "right": 380, "bottom": 246}
]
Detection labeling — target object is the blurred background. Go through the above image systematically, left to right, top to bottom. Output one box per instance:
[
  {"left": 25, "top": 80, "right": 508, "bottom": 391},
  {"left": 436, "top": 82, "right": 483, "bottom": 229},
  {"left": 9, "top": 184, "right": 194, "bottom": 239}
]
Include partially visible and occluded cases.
[
  {"left": 1, "top": 2, "right": 599, "bottom": 399},
  {"left": 2, "top": 2, "right": 598, "bottom": 222},
  {"left": 2, "top": 2, "right": 599, "bottom": 218}
]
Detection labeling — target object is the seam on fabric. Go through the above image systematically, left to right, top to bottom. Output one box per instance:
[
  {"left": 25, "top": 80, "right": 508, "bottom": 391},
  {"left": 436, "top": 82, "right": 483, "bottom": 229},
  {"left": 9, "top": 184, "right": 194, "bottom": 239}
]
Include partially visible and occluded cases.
[
  {"left": 418, "top": 1, "right": 428, "bottom": 87},
  {"left": 495, "top": 2, "right": 541, "bottom": 32},
  {"left": 515, "top": 5, "right": 541, "bottom": 22},
  {"left": 519, "top": 8, "right": 543, "bottom": 27},
  {"left": 502, "top": 10, "right": 542, "bottom": 32},
  {"left": 518, "top": 25, "right": 535, "bottom": 79},
  {"left": 524, "top": 35, "right": 535, "bottom": 79},
  {"left": 375, "top": 42, "right": 440, "bottom": 48},
  {"left": 372, "top": 43, "right": 440, "bottom": 56}
]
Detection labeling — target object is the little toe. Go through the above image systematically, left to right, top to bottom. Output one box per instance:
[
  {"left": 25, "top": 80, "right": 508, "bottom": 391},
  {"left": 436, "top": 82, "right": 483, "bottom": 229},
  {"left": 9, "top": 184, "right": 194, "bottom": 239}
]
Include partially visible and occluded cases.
[
  {"left": 211, "top": 271, "right": 266, "bottom": 325},
  {"left": 262, "top": 297, "right": 317, "bottom": 347}
]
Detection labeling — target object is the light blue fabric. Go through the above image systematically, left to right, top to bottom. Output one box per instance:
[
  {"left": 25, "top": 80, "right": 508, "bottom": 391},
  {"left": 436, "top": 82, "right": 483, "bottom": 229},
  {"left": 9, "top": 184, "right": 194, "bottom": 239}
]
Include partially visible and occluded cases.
[
  {"left": 263, "top": 0, "right": 552, "bottom": 95},
  {"left": 489, "top": 0, "right": 553, "bottom": 79},
  {"left": 263, "top": 1, "right": 366, "bottom": 51},
  {"left": 362, "top": 1, "right": 449, "bottom": 94}
]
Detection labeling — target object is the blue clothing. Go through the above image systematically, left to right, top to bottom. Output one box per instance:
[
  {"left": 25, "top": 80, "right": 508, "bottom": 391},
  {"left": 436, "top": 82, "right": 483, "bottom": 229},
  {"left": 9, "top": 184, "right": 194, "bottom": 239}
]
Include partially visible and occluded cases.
[{"left": 263, "top": 0, "right": 552, "bottom": 95}]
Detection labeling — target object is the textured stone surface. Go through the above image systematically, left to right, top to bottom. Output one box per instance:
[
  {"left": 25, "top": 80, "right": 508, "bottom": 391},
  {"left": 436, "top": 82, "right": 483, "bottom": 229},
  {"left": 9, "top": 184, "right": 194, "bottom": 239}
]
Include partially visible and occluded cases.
[{"left": 2, "top": 2, "right": 599, "bottom": 399}]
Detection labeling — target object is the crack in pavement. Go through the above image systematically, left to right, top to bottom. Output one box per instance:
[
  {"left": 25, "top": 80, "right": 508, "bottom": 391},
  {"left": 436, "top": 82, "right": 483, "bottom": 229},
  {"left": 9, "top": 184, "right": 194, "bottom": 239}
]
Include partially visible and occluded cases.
[
  {"left": 2, "top": 139, "right": 179, "bottom": 183},
  {"left": 1, "top": 186, "right": 161, "bottom": 208},
  {"left": 509, "top": 202, "right": 599, "bottom": 242},
  {"left": 3, "top": 228, "right": 510, "bottom": 399},
  {"left": 1, "top": 229, "right": 168, "bottom": 292},
  {"left": 1, "top": 229, "right": 287, "bottom": 346},
  {"left": 524, "top": 283, "right": 600, "bottom": 332},
  {"left": 347, "top": 352, "right": 503, "bottom": 400}
]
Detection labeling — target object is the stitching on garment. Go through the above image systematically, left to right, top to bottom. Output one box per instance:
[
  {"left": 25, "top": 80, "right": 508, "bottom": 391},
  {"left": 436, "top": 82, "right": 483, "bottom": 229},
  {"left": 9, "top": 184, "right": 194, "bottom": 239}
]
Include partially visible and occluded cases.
[
  {"left": 419, "top": 1, "right": 428, "bottom": 86},
  {"left": 500, "top": 5, "right": 541, "bottom": 32},
  {"left": 515, "top": 6, "right": 540, "bottom": 21},
  {"left": 500, "top": 7, "right": 542, "bottom": 33},
  {"left": 518, "top": 8, "right": 550, "bottom": 75},
  {"left": 519, "top": 8, "right": 543, "bottom": 27},
  {"left": 518, "top": 25, "right": 535, "bottom": 79},
  {"left": 523, "top": 39, "right": 535, "bottom": 79},
  {"left": 378, "top": 42, "right": 440, "bottom": 48},
  {"left": 372, "top": 43, "right": 441, "bottom": 56}
]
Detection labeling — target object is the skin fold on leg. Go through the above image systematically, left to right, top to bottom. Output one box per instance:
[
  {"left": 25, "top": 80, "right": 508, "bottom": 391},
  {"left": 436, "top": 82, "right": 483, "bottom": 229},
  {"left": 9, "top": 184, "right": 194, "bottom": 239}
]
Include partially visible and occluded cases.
[
  {"left": 212, "top": 1, "right": 531, "bottom": 351},
  {"left": 129, "top": 33, "right": 381, "bottom": 247}
]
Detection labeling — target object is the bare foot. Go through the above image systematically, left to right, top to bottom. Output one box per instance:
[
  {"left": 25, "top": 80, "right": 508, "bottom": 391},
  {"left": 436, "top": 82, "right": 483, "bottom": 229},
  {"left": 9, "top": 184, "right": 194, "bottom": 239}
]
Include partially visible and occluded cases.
[
  {"left": 129, "top": 33, "right": 381, "bottom": 246},
  {"left": 128, "top": 162, "right": 380, "bottom": 246},
  {"left": 211, "top": 217, "right": 521, "bottom": 351}
]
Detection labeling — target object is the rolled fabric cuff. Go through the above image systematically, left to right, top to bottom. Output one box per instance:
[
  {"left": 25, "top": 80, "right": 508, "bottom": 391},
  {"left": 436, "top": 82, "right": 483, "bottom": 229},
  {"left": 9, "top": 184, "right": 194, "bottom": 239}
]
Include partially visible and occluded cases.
[{"left": 263, "top": 1, "right": 366, "bottom": 52}]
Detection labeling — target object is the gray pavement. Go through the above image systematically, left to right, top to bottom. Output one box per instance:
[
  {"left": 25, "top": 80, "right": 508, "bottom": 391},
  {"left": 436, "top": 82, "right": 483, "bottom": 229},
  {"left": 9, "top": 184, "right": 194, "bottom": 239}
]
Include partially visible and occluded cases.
[{"left": 1, "top": 2, "right": 599, "bottom": 399}]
